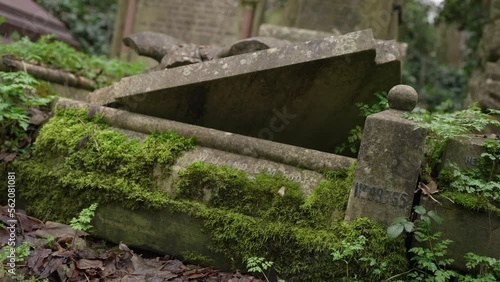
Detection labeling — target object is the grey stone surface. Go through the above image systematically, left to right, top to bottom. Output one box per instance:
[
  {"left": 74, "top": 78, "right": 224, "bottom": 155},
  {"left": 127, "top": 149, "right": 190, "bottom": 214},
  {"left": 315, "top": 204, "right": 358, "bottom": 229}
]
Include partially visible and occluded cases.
[
  {"left": 258, "top": 23, "right": 339, "bottom": 42},
  {"left": 90, "top": 29, "right": 401, "bottom": 153},
  {"left": 216, "top": 37, "right": 291, "bottom": 58},
  {"left": 388, "top": 85, "right": 418, "bottom": 111},
  {"left": 57, "top": 98, "right": 356, "bottom": 172},
  {"left": 344, "top": 100, "right": 427, "bottom": 226},
  {"left": 441, "top": 135, "right": 498, "bottom": 171},
  {"left": 172, "top": 147, "right": 324, "bottom": 196},
  {"left": 419, "top": 196, "right": 500, "bottom": 270},
  {"left": 93, "top": 204, "right": 232, "bottom": 270}
]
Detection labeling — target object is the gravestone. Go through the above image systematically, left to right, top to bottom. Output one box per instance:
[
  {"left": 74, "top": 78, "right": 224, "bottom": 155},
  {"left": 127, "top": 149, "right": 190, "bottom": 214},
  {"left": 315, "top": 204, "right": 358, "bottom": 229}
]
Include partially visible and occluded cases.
[
  {"left": 111, "top": 0, "right": 265, "bottom": 60},
  {"left": 281, "top": 0, "right": 400, "bottom": 40},
  {"left": 91, "top": 29, "right": 402, "bottom": 153},
  {"left": 344, "top": 85, "right": 427, "bottom": 227},
  {"left": 440, "top": 135, "right": 498, "bottom": 171}
]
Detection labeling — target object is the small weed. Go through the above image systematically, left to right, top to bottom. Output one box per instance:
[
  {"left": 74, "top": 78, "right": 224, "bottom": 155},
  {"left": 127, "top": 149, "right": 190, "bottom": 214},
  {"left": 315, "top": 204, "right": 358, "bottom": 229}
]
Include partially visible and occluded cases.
[
  {"left": 0, "top": 71, "right": 55, "bottom": 153},
  {"left": 336, "top": 91, "right": 388, "bottom": 154},
  {"left": 69, "top": 203, "right": 98, "bottom": 249},
  {"left": 388, "top": 206, "right": 500, "bottom": 281},
  {"left": 246, "top": 257, "right": 284, "bottom": 282}
]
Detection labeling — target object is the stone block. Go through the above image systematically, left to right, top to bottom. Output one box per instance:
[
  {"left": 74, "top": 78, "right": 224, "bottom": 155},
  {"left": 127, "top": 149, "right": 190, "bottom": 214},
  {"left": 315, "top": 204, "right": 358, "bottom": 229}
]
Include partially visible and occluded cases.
[
  {"left": 90, "top": 29, "right": 401, "bottom": 153},
  {"left": 345, "top": 85, "right": 427, "bottom": 227},
  {"left": 441, "top": 135, "right": 499, "bottom": 171},
  {"left": 419, "top": 196, "right": 500, "bottom": 270}
]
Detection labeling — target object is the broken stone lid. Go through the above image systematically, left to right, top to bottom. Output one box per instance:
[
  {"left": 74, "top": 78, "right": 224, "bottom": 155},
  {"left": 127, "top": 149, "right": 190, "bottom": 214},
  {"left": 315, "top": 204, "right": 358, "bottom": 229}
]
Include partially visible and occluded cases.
[{"left": 388, "top": 85, "right": 418, "bottom": 112}]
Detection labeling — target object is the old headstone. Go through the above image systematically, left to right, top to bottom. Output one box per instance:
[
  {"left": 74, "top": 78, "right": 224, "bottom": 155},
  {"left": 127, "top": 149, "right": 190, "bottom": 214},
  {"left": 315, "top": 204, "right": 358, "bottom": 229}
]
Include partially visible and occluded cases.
[
  {"left": 111, "top": 0, "right": 266, "bottom": 60},
  {"left": 281, "top": 0, "right": 400, "bottom": 40},
  {"left": 91, "top": 29, "right": 401, "bottom": 153},
  {"left": 344, "top": 85, "right": 427, "bottom": 227},
  {"left": 440, "top": 135, "right": 499, "bottom": 171}
]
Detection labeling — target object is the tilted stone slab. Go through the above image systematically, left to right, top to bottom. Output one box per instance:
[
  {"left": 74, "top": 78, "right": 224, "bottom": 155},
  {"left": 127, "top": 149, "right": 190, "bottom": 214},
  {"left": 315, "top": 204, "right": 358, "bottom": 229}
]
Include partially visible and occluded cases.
[{"left": 90, "top": 29, "right": 401, "bottom": 153}]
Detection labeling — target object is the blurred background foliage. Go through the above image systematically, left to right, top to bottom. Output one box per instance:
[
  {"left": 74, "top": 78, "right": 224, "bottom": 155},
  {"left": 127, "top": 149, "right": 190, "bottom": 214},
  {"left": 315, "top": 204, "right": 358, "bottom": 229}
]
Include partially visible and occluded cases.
[
  {"left": 35, "top": 0, "right": 117, "bottom": 56},
  {"left": 400, "top": 0, "right": 488, "bottom": 112}
]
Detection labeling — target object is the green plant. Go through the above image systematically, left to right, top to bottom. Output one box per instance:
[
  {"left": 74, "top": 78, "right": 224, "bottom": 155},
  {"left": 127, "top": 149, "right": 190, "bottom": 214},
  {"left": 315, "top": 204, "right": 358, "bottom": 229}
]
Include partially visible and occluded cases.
[
  {"left": 35, "top": 0, "right": 117, "bottom": 56},
  {"left": 0, "top": 35, "right": 146, "bottom": 87},
  {"left": 0, "top": 71, "right": 55, "bottom": 153},
  {"left": 335, "top": 92, "right": 388, "bottom": 154},
  {"left": 405, "top": 105, "right": 500, "bottom": 181},
  {"left": 69, "top": 203, "right": 98, "bottom": 248},
  {"left": 388, "top": 205, "right": 458, "bottom": 281},
  {"left": 330, "top": 235, "right": 388, "bottom": 281},
  {"left": 331, "top": 235, "right": 366, "bottom": 280},
  {"left": 0, "top": 242, "right": 32, "bottom": 280},
  {"left": 462, "top": 252, "right": 500, "bottom": 280},
  {"left": 246, "top": 257, "right": 282, "bottom": 282}
]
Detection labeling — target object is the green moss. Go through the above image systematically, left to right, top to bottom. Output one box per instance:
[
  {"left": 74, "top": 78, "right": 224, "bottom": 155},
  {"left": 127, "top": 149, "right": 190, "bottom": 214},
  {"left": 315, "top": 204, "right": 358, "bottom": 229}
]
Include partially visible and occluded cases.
[
  {"left": 0, "top": 107, "right": 408, "bottom": 281},
  {"left": 8, "top": 107, "right": 194, "bottom": 221},
  {"left": 441, "top": 192, "right": 500, "bottom": 216},
  {"left": 182, "top": 250, "right": 214, "bottom": 266}
]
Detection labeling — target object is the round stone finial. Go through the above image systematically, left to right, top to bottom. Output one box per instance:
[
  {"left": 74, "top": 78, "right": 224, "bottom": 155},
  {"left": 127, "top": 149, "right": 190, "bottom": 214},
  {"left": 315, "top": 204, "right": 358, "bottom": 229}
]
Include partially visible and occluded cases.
[{"left": 388, "top": 85, "right": 418, "bottom": 111}]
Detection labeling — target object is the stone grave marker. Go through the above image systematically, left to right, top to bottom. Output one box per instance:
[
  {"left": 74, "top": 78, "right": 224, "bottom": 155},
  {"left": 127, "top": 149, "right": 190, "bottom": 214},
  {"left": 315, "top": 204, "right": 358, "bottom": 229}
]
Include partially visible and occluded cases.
[
  {"left": 111, "top": 0, "right": 265, "bottom": 60},
  {"left": 281, "top": 0, "right": 400, "bottom": 40},
  {"left": 91, "top": 29, "right": 401, "bottom": 153},
  {"left": 344, "top": 85, "right": 427, "bottom": 227},
  {"left": 441, "top": 135, "right": 499, "bottom": 171}
]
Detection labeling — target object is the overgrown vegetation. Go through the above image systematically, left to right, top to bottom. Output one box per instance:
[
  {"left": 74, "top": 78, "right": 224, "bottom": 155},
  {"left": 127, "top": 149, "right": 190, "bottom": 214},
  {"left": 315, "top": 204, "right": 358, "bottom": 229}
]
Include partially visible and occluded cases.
[
  {"left": 35, "top": 0, "right": 117, "bottom": 56},
  {"left": 400, "top": 0, "right": 469, "bottom": 110},
  {"left": 0, "top": 35, "right": 145, "bottom": 87},
  {"left": 0, "top": 71, "right": 55, "bottom": 154},
  {"left": 405, "top": 105, "right": 500, "bottom": 182},
  {"left": 388, "top": 206, "right": 500, "bottom": 281},
  {"left": 0, "top": 242, "right": 32, "bottom": 280}
]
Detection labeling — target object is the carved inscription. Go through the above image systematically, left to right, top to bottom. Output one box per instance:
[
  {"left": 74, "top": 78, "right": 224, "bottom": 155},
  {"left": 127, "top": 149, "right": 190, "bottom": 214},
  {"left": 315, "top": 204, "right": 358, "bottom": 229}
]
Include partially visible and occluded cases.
[
  {"left": 465, "top": 156, "right": 478, "bottom": 166},
  {"left": 353, "top": 182, "right": 409, "bottom": 209}
]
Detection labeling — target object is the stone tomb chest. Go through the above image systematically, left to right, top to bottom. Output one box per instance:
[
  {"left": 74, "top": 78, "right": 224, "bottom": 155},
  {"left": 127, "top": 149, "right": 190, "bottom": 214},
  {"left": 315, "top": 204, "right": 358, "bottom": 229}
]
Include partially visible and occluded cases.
[{"left": 91, "top": 29, "right": 401, "bottom": 154}]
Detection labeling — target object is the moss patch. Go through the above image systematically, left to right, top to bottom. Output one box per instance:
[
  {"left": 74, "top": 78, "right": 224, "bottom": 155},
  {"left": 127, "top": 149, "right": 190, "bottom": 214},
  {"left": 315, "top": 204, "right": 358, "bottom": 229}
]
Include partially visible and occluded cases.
[
  {"left": 8, "top": 107, "right": 194, "bottom": 220},
  {"left": 1, "top": 108, "right": 408, "bottom": 281}
]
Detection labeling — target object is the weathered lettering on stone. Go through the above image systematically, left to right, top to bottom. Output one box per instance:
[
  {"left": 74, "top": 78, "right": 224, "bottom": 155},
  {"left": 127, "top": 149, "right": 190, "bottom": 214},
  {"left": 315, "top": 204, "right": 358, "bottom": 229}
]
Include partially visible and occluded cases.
[
  {"left": 345, "top": 85, "right": 427, "bottom": 227},
  {"left": 441, "top": 135, "right": 500, "bottom": 171},
  {"left": 353, "top": 182, "right": 410, "bottom": 209}
]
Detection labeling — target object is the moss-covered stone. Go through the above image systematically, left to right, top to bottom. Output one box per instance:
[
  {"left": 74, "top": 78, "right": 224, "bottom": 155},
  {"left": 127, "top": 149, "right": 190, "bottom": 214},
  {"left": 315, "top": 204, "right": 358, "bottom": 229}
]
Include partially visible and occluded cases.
[{"left": 0, "top": 107, "right": 408, "bottom": 281}]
